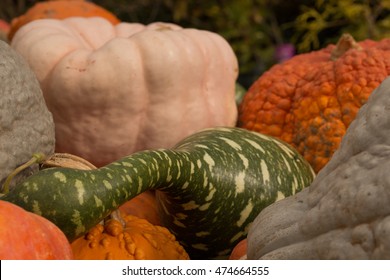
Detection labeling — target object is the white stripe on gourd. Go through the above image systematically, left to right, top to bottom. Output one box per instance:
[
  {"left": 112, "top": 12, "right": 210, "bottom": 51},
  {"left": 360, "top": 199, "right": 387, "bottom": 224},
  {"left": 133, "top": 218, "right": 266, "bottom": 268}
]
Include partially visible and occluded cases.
[{"left": 1, "top": 127, "right": 314, "bottom": 259}]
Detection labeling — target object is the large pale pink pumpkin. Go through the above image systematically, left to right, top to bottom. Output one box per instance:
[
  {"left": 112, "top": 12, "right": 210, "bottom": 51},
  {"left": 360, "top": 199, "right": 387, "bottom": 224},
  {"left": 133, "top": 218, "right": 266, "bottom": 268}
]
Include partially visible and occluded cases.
[{"left": 11, "top": 17, "right": 238, "bottom": 167}]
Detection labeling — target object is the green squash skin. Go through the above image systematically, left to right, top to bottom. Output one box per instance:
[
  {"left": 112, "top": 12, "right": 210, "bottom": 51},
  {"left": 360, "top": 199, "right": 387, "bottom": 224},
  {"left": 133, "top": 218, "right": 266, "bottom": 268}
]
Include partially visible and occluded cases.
[{"left": 0, "top": 127, "right": 315, "bottom": 259}]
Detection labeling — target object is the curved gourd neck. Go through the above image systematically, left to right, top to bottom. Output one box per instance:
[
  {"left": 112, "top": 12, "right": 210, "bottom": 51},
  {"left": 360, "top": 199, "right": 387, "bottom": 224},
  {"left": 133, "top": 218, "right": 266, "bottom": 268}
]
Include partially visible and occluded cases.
[
  {"left": 0, "top": 148, "right": 190, "bottom": 242},
  {"left": 97, "top": 149, "right": 194, "bottom": 202}
]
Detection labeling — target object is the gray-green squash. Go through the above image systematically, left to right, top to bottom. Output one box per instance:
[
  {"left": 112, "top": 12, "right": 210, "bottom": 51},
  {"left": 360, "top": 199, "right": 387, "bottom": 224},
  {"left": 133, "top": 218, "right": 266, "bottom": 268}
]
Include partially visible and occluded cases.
[
  {"left": 0, "top": 40, "right": 55, "bottom": 190},
  {"left": 247, "top": 76, "right": 390, "bottom": 260},
  {"left": 1, "top": 127, "right": 314, "bottom": 259}
]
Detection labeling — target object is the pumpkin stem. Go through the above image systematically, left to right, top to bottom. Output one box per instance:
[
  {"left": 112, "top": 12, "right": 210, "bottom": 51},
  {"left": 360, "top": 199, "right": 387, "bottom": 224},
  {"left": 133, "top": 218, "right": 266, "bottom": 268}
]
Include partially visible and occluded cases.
[
  {"left": 330, "top": 33, "right": 362, "bottom": 61},
  {"left": 1, "top": 153, "right": 46, "bottom": 194},
  {"left": 41, "top": 153, "right": 97, "bottom": 170},
  {"left": 108, "top": 209, "right": 127, "bottom": 229}
]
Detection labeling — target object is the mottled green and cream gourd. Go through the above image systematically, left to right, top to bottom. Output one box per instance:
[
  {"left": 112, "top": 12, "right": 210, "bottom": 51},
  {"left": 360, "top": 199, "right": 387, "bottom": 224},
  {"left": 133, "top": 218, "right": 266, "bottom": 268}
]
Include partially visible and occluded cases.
[{"left": 1, "top": 127, "right": 314, "bottom": 259}]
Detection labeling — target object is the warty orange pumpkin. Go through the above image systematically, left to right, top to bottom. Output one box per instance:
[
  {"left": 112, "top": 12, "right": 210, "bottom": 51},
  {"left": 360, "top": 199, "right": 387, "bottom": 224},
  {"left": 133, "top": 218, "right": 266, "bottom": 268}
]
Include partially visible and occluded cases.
[
  {"left": 8, "top": 0, "right": 120, "bottom": 41},
  {"left": 238, "top": 34, "right": 390, "bottom": 173},
  {"left": 71, "top": 214, "right": 189, "bottom": 260}
]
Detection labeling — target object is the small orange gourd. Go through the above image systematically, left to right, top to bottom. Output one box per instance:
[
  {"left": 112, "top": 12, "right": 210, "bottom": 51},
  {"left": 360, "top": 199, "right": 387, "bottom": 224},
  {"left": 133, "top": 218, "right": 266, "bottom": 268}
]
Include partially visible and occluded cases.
[
  {"left": 8, "top": 0, "right": 120, "bottom": 40},
  {"left": 239, "top": 34, "right": 390, "bottom": 173},
  {"left": 71, "top": 215, "right": 190, "bottom": 260},
  {"left": 228, "top": 238, "right": 247, "bottom": 260}
]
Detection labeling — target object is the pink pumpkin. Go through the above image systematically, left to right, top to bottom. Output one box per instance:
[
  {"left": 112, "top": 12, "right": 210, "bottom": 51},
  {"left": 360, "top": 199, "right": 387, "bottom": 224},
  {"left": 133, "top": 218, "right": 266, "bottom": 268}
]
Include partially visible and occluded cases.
[{"left": 11, "top": 17, "right": 238, "bottom": 167}]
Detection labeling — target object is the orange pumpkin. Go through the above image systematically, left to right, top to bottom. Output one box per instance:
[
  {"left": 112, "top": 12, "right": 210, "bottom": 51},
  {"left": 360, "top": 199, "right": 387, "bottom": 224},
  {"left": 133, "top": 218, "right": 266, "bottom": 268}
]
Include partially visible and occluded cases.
[
  {"left": 8, "top": 0, "right": 120, "bottom": 40},
  {"left": 238, "top": 34, "right": 390, "bottom": 173},
  {"left": 119, "top": 191, "right": 161, "bottom": 226},
  {"left": 0, "top": 201, "right": 73, "bottom": 259},
  {"left": 71, "top": 215, "right": 189, "bottom": 260},
  {"left": 228, "top": 238, "right": 247, "bottom": 260}
]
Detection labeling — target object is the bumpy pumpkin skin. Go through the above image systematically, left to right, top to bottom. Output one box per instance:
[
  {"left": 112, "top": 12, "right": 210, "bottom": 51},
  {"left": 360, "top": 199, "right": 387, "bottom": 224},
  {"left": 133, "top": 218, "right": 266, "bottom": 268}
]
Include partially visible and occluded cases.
[
  {"left": 8, "top": 0, "right": 120, "bottom": 41},
  {"left": 11, "top": 17, "right": 238, "bottom": 167},
  {"left": 238, "top": 35, "right": 390, "bottom": 173},
  {"left": 0, "top": 40, "right": 55, "bottom": 189},
  {"left": 247, "top": 77, "right": 390, "bottom": 260},
  {"left": 0, "top": 201, "right": 73, "bottom": 260},
  {"left": 71, "top": 215, "right": 189, "bottom": 260}
]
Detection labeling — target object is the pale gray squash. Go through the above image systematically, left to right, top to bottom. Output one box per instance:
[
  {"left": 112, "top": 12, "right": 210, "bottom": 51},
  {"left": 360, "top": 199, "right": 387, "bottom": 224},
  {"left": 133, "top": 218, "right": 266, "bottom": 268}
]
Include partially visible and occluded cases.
[
  {"left": 0, "top": 41, "right": 55, "bottom": 190},
  {"left": 247, "top": 76, "right": 390, "bottom": 260}
]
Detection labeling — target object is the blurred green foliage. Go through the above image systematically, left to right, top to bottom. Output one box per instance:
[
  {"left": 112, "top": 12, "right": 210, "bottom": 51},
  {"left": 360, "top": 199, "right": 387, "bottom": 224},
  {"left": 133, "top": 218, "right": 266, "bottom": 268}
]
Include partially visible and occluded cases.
[
  {"left": 0, "top": 0, "right": 35, "bottom": 20},
  {"left": 1, "top": 0, "right": 390, "bottom": 87},
  {"left": 290, "top": 0, "right": 390, "bottom": 52}
]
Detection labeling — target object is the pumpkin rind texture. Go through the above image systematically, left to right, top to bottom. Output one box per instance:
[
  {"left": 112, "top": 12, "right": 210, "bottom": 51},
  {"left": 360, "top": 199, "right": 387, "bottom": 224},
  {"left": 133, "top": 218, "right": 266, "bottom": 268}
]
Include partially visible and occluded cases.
[
  {"left": 8, "top": 0, "right": 120, "bottom": 40},
  {"left": 11, "top": 17, "right": 239, "bottom": 167},
  {"left": 238, "top": 34, "right": 390, "bottom": 173},
  {"left": 0, "top": 40, "right": 55, "bottom": 189},
  {"left": 247, "top": 77, "right": 390, "bottom": 260},
  {"left": 1, "top": 127, "right": 315, "bottom": 259},
  {"left": 119, "top": 191, "right": 161, "bottom": 226},
  {"left": 0, "top": 201, "right": 73, "bottom": 259},
  {"left": 71, "top": 215, "right": 189, "bottom": 260},
  {"left": 228, "top": 238, "right": 247, "bottom": 260}
]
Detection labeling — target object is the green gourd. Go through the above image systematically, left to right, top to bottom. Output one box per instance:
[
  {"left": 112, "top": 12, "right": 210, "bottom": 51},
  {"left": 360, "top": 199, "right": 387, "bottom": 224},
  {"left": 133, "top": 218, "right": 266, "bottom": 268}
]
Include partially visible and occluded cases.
[{"left": 1, "top": 127, "right": 314, "bottom": 259}]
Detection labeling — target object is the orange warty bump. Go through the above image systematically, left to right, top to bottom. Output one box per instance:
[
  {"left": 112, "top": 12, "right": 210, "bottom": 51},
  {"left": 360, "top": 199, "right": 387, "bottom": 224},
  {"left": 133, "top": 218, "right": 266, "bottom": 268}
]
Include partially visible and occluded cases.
[{"left": 238, "top": 34, "right": 390, "bottom": 173}]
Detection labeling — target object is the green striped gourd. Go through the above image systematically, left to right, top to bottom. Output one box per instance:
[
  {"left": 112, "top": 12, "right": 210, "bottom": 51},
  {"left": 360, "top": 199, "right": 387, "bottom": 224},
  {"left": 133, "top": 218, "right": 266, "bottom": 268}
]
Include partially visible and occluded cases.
[{"left": 1, "top": 127, "right": 314, "bottom": 259}]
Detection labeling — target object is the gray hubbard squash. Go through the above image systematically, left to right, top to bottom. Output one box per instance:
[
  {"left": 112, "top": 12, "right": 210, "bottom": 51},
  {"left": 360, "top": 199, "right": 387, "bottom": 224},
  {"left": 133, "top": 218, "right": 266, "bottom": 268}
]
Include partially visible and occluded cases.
[
  {"left": 0, "top": 40, "right": 55, "bottom": 190},
  {"left": 247, "top": 76, "right": 390, "bottom": 260},
  {"left": 1, "top": 127, "right": 314, "bottom": 259}
]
